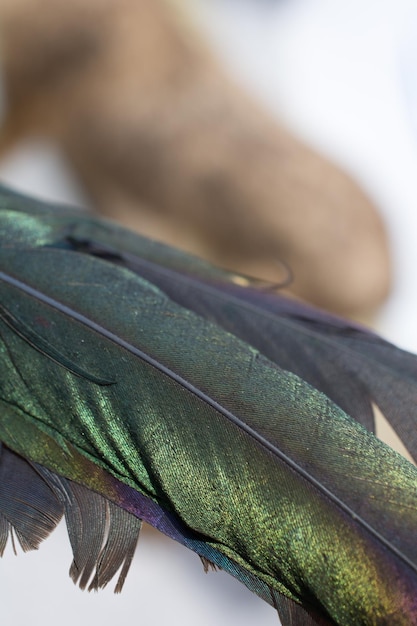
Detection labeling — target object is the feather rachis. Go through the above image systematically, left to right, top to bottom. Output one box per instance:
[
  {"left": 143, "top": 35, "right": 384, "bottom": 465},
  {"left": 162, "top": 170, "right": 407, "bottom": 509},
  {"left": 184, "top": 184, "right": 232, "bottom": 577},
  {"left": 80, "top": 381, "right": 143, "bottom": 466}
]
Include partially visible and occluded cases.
[
  {"left": 2, "top": 193, "right": 417, "bottom": 622},
  {"left": 66, "top": 234, "right": 417, "bottom": 460},
  {"left": 2, "top": 245, "right": 417, "bottom": 623}
]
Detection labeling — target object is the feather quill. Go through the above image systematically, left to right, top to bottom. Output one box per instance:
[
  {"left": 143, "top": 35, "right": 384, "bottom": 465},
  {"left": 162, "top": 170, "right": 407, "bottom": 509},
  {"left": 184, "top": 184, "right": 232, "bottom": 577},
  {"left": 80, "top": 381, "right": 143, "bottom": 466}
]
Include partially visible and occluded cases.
[{"left": 1, "top": 186, "right": 417, "bottom": 624}]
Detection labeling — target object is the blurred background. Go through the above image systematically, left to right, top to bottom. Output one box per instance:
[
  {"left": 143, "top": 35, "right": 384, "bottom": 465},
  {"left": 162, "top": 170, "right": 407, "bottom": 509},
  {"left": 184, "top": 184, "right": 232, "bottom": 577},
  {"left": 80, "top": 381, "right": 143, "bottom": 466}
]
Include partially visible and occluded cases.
[{"left": 1, "top": 0, "right": 417, "bottom": 624}]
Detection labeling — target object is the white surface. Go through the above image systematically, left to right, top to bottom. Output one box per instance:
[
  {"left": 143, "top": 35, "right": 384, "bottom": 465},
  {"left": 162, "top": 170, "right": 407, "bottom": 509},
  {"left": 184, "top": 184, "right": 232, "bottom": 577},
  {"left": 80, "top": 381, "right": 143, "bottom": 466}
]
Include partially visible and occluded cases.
[
  {"left": 1, "top": 1, "right": 417, "bottom": 624},
  {"left": 2, "top": 523, "right": 276, "bottom": 626}
]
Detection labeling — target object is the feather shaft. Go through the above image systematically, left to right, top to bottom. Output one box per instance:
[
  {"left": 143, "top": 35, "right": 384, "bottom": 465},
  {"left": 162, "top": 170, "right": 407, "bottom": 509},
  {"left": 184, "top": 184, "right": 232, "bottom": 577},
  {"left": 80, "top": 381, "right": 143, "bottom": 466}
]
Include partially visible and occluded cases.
[
  {"left": 2, "top": 190, "right": 417, "bottom": 623},
  {"left": 1, "top": 267, "right": 416, "bottom": 578}
]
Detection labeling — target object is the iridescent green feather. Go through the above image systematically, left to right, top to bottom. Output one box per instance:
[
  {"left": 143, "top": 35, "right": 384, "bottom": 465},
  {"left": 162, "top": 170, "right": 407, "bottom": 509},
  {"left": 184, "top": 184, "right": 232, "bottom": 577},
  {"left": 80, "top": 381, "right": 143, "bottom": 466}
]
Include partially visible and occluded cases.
[{"left": 1, "top": 186, "right": 417, "bottom": 625}]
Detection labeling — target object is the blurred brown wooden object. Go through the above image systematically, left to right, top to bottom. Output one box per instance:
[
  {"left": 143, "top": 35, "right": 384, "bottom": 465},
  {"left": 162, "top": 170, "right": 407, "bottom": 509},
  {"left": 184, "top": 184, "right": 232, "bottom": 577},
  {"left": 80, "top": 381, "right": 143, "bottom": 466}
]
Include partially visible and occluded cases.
[{"left": 0, "top": 0, "right": 391, "bottom": 318}]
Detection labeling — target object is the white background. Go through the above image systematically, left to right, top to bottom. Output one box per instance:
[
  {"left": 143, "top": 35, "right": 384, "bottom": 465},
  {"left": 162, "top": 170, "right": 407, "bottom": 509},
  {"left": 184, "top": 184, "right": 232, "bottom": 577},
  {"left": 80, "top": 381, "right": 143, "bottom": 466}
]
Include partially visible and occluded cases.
[{"left": 1, "top": 1, "right": 417, "bottom": 624}]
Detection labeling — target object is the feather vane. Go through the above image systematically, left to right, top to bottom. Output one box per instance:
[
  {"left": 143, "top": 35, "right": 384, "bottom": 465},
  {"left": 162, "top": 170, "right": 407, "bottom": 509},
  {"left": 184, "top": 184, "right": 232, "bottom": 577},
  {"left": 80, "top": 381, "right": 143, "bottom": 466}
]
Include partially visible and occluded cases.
[{"left": 1, "top": 187, "right": 417, "bottom": 624}]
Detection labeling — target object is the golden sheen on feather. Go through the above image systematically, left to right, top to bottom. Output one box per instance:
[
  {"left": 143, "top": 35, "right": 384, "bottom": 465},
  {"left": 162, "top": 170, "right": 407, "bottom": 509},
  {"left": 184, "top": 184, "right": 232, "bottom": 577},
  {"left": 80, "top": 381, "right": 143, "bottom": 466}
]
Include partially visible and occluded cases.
[{"left": 0, "top": 186, "right": 416, "bottom": 625}]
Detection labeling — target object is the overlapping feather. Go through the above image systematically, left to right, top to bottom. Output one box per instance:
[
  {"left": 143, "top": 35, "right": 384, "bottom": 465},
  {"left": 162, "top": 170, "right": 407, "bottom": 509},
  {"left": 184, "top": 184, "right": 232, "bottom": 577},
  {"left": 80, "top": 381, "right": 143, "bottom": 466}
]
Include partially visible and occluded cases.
[{"left": 1, "top": 186, "right": 417, "bottom": 624}]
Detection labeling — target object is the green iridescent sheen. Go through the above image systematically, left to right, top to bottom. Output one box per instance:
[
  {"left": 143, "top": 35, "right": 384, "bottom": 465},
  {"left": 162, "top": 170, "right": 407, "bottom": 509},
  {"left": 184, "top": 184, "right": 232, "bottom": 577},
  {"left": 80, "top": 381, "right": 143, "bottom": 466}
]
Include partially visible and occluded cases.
[{"left": 1, "top": 188, "right": 417, "bottom": 624}]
